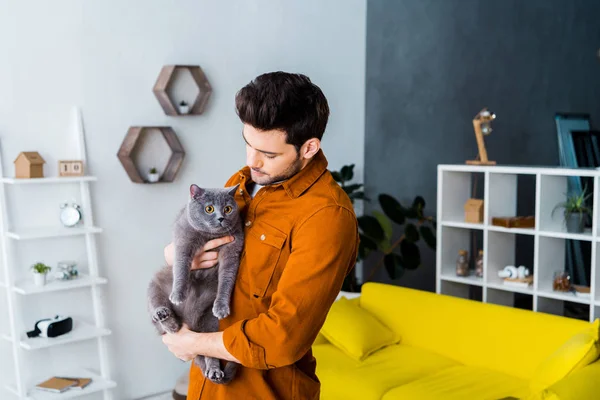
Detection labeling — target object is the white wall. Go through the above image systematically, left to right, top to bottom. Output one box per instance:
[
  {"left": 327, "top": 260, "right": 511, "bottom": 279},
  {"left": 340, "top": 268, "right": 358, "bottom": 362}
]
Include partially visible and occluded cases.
[{"left": 0, "top": 1, "right": 366, "bottom": 398}]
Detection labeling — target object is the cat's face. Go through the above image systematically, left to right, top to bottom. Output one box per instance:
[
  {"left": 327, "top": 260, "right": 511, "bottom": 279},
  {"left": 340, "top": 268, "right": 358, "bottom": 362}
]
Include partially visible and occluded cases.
[{"left": 187, "top": 184, "right": 240, "bottom": 233}]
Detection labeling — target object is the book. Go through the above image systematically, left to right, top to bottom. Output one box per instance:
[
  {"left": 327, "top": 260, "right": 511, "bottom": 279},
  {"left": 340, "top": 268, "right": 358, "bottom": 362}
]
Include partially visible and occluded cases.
[
  {"left": 55, "top": 376, "right": 93, "bottom": 390},
  {"left": 35, "top": 377, "right": 78, "bottom": 393}
]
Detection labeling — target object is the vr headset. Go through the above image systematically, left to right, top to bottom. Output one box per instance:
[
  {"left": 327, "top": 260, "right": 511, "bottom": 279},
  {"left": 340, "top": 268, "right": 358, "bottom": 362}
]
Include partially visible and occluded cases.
[{"left": 27, "top": 315, "right": 73, "bottom": 338}]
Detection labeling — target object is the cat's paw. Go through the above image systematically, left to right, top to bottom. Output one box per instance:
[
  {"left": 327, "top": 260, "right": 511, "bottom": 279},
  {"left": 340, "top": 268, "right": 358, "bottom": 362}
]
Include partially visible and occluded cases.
[
  {"left": 169, "top": 291, "right": 186, "bottom": 305},
  {"left": 212, "top": 301, "right": 230, "bottom": 320},
  {"left": 152, "top": 306, "right": 171, "bottom": 323},
  {"left": 206, "top": 366, "right": 225, "bottom": 384}
]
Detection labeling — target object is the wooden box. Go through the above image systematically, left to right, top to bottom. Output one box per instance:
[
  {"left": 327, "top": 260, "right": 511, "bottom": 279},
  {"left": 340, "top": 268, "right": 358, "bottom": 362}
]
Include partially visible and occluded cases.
[
  {"left": 464, "top": 198, "right": 484, "bottom": 223},
  {"left": 491, "top": 216, "right": 535, "bottom": 229}
]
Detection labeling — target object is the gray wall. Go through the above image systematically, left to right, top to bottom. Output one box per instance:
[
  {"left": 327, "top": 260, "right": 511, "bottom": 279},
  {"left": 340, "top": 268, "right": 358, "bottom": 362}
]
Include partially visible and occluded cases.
[{"left": 365, "top": 0, "right": 600, "bottom": 291}]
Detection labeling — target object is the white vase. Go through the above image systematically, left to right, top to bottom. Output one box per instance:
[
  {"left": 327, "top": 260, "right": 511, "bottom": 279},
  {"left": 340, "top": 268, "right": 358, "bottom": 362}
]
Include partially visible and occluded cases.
[
  {"left": 178, "top": 104, "right": 190, "bottom": 114},
  {"left": 148, "top": 173, "right": 160, "bottom": 183},
  {"left": 33, "top": 272, "right": 47, "bottom": 286}
]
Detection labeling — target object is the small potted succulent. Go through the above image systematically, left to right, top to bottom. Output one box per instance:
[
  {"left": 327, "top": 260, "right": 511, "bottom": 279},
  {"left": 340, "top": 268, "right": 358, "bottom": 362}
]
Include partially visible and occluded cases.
[
  {"left": 178, "top": 100, "right": 190, "bottom": 115},
  {"left": 148, "top": 167, "right": 160, "bottom": 183},
  {"left": 552, "top": 188, "right": 592, "bottom": 233},
  {"left": 31, "top": 262, "right": 52, "bottom": 286}
]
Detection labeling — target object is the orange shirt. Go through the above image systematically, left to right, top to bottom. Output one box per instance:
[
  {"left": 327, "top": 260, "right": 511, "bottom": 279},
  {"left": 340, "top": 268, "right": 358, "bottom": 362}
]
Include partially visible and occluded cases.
[{"left": 187, "top": 150, "right": 359, "bottom": 400}]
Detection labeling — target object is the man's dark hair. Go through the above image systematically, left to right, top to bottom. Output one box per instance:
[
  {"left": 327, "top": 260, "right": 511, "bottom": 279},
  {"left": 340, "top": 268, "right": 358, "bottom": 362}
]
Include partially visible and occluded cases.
[{"left": 235, "top": 72, "right": 330, "bottom": 152}]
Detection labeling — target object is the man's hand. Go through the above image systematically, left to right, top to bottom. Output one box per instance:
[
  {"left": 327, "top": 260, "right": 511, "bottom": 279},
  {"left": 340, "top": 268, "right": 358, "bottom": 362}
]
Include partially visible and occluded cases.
[
  {"left": 163, "top": 236, "right": 234, "bottom": 270},
  {"left": 162, "top": 324, "right": 201, "bottom": 362}
]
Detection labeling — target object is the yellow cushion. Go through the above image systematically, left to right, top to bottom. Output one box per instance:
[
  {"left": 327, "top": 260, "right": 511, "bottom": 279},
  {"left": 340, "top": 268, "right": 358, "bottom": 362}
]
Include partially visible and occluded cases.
[
  {"left": 320, "top": 296, "right": 400, "bottom": 361},
  {"left": 530, "top": 319, "right": 600, "bottom": 394},
  {"left": 314, "top": 343, "right": 459, "bottom": 400},
  {"left": 381, "top": 366, "right": 530, "bottom": 400}
]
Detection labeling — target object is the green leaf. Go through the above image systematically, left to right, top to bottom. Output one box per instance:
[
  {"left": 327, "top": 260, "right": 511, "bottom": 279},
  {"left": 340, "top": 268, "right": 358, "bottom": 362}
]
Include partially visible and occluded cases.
[
  {"left": 340, "top": 165, "right": 354, "bottom": 182},
  {"left": 331, "top": 171, "right": 342, "bottom": 183},
  {"left": 343, "top": 183, "right": 363, "bottom": 194},
  {"left": 349, "top": 192, "right": 369, "bottom": 201},
  {"left": 379, "top": 194, "right": 405, "bottom": 225},
  {"left": 412, "top": 195, "right": 426, "bottom": 210},
  {"left": 373, "top": 210, "right": 393, "bottom": 241},
  {"left": 358, "top": 215, "right": 384, "bottom": 242},
  {"left": 404, "top": 223, "right": 420, "bottom": 242},
  {"left": 419, "top": 225, "right": 436, "bottom": 249},
  {"left": 358, "top": 234, "right": 378, "bottom": 260},
  {"left": 400, "top": 241, "right": 421, "bottom": 269},
  {"left": 384, "top": 253, "right": 403, "bottom": 280}
]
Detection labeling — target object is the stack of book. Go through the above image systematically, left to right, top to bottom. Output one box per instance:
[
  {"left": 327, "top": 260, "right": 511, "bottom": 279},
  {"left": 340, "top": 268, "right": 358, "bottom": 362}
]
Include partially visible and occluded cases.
[{"left": 35, "top": 376, "right": 92, "bottom": 393}]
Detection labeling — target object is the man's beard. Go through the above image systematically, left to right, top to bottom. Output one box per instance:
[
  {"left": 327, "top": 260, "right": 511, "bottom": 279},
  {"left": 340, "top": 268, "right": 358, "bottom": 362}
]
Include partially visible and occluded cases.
[{"left": 252, "top": 154, "right": 303, "bottom": 185}]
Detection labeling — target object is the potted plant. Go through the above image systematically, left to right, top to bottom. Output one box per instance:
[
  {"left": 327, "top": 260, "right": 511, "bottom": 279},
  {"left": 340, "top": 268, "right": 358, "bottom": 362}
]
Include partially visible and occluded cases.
[
  {"left": 178, "top": 100, "right": 190, "bottom": 115},
  {"left": 329, "top": 164, "right": 437, "bottom": 292},
  {"left": 148, "top": 167, "right": 160, "bottom": 183},
  {"left": 552, "top": 188, "right": 592, "bottom": 233},
  {"left": 31, "top": 262, "right": 52, "bottom": 286}
]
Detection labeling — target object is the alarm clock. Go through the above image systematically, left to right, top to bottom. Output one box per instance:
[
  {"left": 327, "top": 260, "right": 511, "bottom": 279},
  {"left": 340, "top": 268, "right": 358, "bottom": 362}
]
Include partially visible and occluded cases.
[{"left": 60, "top": 202, "right": 82, "bottom": 227}]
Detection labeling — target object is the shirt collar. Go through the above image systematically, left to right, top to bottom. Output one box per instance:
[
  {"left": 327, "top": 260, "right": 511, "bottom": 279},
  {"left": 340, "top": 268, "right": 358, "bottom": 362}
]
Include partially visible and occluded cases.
[{"left": 236, "top": 150, "right": 329, "bottom": 199}]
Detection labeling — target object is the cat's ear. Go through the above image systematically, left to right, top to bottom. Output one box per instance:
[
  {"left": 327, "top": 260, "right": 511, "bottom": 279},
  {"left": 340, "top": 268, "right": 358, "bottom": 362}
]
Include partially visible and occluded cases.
[
  {"left": 190, "top": 184, "right": 205, "bottom": 199},
  {"left": 226, "top": 184, "right": 240, "bottom": 197}
]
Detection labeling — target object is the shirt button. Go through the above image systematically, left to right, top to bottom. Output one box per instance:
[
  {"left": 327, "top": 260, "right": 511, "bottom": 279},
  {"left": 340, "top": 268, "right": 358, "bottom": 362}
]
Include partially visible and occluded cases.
[
  {"left": 245, "top": 221, "right": 252, "bottom": 227},
  {"left": 260, "top": 234, "right": 266, "bottom": 241}
]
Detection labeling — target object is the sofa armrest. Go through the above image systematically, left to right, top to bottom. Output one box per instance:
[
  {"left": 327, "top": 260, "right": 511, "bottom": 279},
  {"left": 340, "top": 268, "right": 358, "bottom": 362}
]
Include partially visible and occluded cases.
[{"left": 545, "top": 359, "right": 600, "bottom": 400}]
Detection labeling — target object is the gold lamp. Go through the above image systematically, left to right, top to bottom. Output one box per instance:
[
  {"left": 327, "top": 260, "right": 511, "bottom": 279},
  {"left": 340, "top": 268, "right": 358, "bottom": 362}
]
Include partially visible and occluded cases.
[{"left": 467, "top": 108, "right": 496, "bottom": 165}]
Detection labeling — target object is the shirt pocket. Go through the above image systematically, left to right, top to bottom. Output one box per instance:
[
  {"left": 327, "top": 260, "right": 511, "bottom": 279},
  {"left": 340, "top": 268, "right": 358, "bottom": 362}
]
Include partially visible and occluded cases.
[{"left": 244, "top": 220, "right": 287, "bottom": 298}]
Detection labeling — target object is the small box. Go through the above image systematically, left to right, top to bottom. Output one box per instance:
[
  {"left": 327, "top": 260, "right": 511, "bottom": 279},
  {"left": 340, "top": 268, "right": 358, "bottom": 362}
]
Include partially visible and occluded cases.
[
  {"left": 59, "top": 160, "right": 85, "bottom": 177},
  {"left": 464, "top": 198, "right": 484, "bottom": 223},
  {"left": 492, "top": 216, "right": 535, "bottom": 229}
]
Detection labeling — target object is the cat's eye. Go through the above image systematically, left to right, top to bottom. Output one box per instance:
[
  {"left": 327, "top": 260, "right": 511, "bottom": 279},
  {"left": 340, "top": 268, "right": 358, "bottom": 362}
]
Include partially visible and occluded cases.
[
  {"left": 205, "top": 205, "right": 215, "bottom": 214},
  {"left": 224, "top": 206, "right": 233, "bottom": 214}
]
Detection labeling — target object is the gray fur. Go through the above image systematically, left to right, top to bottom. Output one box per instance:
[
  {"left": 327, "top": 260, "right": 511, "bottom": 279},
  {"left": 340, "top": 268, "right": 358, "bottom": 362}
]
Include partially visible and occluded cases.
[{"left": 147, "top": 183, "right": 244, "bottom": 384}]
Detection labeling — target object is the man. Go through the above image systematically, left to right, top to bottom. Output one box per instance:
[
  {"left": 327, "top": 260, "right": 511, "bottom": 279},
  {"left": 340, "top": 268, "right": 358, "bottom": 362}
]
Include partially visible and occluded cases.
[{"left": 162, "top": 72, "right": 359, "bottom": 399}]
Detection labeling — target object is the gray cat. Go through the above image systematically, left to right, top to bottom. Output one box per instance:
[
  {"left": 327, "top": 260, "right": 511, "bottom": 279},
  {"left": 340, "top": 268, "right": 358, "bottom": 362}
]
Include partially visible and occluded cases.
[{"left": 147, "top": 183, "right": 244, "bottom": 384}]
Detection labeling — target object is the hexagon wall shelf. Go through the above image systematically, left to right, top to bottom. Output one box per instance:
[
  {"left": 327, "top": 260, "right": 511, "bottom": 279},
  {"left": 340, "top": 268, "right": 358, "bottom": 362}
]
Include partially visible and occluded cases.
[
  {"left": 152, "top": 65, "right": 212, "bottom": 116},
  {"left": 117, "top": 126, "right": 185, "bottom": 183}
]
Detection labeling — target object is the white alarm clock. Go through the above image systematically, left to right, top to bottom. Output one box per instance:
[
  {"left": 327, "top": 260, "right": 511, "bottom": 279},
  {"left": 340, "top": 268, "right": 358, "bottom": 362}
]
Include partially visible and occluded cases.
[{"left": 60, "top": 202, "right": 82, "bottom": 227}]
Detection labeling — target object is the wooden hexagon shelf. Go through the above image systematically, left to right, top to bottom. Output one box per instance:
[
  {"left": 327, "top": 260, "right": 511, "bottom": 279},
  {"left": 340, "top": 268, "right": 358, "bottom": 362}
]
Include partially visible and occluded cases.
[
  {"left": 153, "top": 65, "right": 212, "bottom": 116},
  {"left": 117, "top": 126, "right": 185, "bottom": 183}
]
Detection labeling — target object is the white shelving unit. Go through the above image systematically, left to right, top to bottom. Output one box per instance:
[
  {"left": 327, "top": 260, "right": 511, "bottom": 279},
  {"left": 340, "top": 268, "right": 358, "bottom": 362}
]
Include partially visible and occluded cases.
[
  {"left": 0, "top": 108, "right": 115, "bottom": 399},
  {"left": 436, "top": 164, "right": 600, "bottom": 322}
]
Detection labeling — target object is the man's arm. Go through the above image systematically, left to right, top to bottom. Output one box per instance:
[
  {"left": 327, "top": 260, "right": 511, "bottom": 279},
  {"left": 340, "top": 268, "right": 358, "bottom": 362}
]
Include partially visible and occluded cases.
[
  {"left": 221, "top": 205, "right": 358, "bottom": 369},
  {"left": 162, "top": 327, "right": 240, "bottom": 363}
]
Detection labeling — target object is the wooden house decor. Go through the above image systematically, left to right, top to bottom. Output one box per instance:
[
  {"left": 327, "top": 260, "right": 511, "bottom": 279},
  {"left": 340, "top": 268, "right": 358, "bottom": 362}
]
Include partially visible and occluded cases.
[
  {"left": 153, "top": 65, "right": 212, "bottom": 116},
  {"left": 117, "top": 126, "right": 185, "bottom": 183},
  {"left": 14, "top": 151, "right": 45, "bottom": 178},
  {"left": 59, "top": 160, "right": 85, "bottom": 176},
  {"left": 464, "top": 198, "right": 484, "bottom": 223}
]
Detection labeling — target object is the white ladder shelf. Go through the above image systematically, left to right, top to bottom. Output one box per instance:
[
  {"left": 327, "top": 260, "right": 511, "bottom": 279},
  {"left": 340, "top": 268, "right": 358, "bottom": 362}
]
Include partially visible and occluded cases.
[{"left": 0, "top": 108, "right": 116, "bottom": 399}]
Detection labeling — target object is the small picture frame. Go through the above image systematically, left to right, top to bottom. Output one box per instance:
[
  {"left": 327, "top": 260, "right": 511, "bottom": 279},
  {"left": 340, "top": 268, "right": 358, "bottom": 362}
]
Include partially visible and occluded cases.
[{"left": 58, "top": 160, "right": 84, "bottom": 177}]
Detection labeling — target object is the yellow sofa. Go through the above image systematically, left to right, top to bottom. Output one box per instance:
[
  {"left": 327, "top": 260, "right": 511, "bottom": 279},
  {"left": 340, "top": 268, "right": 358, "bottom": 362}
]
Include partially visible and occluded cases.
[{"left": 313, "top": 282, "right": 600, "bottom": 400}]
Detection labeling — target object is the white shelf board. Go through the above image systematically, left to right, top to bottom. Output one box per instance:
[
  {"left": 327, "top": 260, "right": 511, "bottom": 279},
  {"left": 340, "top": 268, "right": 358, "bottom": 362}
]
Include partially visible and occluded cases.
[
  {"left": 438, "top": 164, "right": 600, "bottom": 177},
  {"left": 1, "top": 176, "right": 97, "bottom": 185},
  {"left": 440, "top": 221, "right": 485, "bottom": 230},
  {"left": 487, "top": 225, "right": 536, "bottom": 235},
  {"left": 6, "top": 226, "right": 102, "bottom": 240},
  {"left": 537, "top": 230, "right": 594, "bottom": 241},
  {"left": 13, "top": 274, "right": 107, "bottom": 295},
  {"left": 440, "top": 274, "right": 484, "bottom": 287},
  {"left": 486, "top": 282, "right": 534, "bottom": 295},
  {"left": 537, "top": 289, "right": 592, "bottom": 305},
  {"left": 2, "top": 321, "right": 110, "bottom": 350},
  {"left": 6, "top": 368, "right": 116, "bottom": 400}
]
